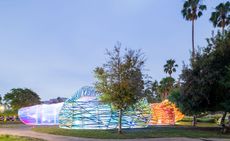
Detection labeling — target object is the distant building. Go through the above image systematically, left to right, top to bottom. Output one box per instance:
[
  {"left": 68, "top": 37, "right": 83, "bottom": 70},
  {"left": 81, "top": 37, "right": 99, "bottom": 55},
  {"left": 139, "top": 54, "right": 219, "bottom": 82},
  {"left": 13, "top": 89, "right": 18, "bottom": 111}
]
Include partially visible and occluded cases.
[{"left": 41, "top": 97, "right": 67, "bottom": 104}]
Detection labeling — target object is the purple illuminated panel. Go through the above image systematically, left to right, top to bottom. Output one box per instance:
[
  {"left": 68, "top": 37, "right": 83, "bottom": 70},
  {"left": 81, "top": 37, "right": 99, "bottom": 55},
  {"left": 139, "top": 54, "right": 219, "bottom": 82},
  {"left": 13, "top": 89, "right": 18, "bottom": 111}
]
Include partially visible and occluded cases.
[{"left": 18, "top": 103, "right": 63, "bottom": 125}]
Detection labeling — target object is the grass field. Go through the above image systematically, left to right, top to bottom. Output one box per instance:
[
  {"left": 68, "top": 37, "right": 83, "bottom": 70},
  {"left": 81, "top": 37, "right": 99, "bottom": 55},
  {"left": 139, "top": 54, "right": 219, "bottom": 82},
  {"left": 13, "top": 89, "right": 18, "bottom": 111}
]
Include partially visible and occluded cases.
[
  {"left": 175, "top": 121, "right": 219, "bottom": 127},
  {"left": 0, "top": 123, "right": 26, "bottom": 128},
  {"left": 32, "top": 125, "right": 230, "bottom": 139},
  {"left": 0, "top": 135, "right": 45, "bottom": 141}
]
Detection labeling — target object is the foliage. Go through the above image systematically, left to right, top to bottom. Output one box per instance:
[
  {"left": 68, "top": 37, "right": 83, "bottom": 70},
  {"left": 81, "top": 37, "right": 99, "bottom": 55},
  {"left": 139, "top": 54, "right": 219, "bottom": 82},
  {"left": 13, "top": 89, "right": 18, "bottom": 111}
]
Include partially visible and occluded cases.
[
  {"left": 181, "top": 0, "right": 207, "bottom": 21},
  {"left": 210, "top": 2, "right": 230, "bottom": 32},
  {"left": 172, "top": 30, "right": 230, "bottom": 124},
  {"left": 94, "top": 42, "right": 146, "bottom": 133},
  {"left": 163, "top": 59, "right": 178, "bottom": 77},
  {"left": 158, "top": 77, "right": 175, "bottom": 100},
  {"left": 144, "top": 80, "right": 161, "bottom": 103},
  {"left": 4, "top": 88, "right": 41, "bottom": 111},
  {"left": 168, "top": 88, "right": 180, "bottom": 105},
  {"left": 0, "top": 109, "right": 17, "bottom": 116}
]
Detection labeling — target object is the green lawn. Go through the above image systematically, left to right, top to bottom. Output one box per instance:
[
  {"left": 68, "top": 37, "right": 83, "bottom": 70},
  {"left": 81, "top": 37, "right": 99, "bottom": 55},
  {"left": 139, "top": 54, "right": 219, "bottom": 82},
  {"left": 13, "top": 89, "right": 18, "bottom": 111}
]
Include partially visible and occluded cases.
[
  {"left": 176, "top": 121, "right": 218, "bottom": 127},
  {"left": 0, "top": 123, "right": 26, "bottom": 128},
  {"left": 32, "top": 125, "right": 230, "bottom": 139},
  {"left": 0, "top": 135, "right": 45, "bottom": 141}
]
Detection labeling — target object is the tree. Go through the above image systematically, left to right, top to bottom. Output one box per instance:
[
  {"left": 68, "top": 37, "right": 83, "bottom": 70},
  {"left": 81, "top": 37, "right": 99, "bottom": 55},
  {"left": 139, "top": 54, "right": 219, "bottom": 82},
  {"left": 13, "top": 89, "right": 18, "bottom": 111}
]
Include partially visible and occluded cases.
[
  {"left": 182, "top": 0, "right": 207, "bottom": 59},
  {"left": 210, "top": 2, "right": 230, "bottom": 34},
  {"left": 172, "top": 30, "right": 230, "bottom": 128},
  {"left": 202, "top": 30, "right": 230, "bottom": 131},
  {"left": 94, "top": 43, "right": 146, "bottom": 134},
  {"left": 163, "top": 59, "right": 178, "bottom": 77},
  {"left": 176, "top": 63, "right": 207, "bottom": 126},
  {"left": 158, "top": 77, "right": 175, "bottom": 100},
  {"left": 144, "top": 80, "right": 161, "bottom": 103},
  {"left": 4, "top": 88, "right": 41, "bottom": 111}
]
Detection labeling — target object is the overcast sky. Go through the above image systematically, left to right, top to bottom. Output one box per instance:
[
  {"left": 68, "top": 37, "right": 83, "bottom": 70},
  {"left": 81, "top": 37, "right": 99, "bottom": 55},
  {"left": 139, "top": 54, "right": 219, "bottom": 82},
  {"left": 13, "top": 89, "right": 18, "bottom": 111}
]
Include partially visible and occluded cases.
[{"left": 0, "top": 0, "right": 227, "bottom": 100}]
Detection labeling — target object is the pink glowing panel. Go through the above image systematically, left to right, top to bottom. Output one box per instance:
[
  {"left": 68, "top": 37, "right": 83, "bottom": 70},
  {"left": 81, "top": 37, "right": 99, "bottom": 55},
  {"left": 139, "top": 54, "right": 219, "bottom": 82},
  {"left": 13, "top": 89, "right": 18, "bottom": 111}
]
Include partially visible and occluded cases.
[{"left": 18, "top": 103, "right": 63, "bottom": 125}]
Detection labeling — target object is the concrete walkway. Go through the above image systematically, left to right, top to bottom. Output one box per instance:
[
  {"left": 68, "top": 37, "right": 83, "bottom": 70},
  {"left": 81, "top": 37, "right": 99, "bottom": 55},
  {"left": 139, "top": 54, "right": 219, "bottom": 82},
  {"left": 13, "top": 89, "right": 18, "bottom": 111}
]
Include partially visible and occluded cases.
[{"left": 0, "top": 127, "right": 229, "bottom": 141}]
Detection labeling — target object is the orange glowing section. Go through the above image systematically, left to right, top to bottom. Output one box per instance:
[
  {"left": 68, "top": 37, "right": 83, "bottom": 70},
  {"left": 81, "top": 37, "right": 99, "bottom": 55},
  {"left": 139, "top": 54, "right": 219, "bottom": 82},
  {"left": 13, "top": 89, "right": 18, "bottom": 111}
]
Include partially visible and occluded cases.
[{"left": 150, "top": 100, "right": 184, "bottom": 125}]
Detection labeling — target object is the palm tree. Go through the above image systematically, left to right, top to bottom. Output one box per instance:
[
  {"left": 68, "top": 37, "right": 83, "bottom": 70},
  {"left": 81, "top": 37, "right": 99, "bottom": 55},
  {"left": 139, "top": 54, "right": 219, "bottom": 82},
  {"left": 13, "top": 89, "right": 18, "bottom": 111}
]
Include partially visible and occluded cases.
[
  {"left": 181, "top": 0, "right": 207, "bottom": 59},
  {"left": 210, "top": 2, "right": 230, "bottom": 35},
  {"left": 164, "top": 59, "right": 178, "bottom": 77},
  {"left": 158, "top": 77, "right": 175, "bottom": 100}
]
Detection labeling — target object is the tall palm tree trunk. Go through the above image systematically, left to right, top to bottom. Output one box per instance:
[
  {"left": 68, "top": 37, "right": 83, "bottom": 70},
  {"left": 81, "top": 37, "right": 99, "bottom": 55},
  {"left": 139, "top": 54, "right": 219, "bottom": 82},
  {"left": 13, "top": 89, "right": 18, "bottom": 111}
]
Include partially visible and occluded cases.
[
  {"left": 192, "top": 19, "right": 195, "bottom": 59},
  {"left": 191, "top": 20, "right": 197, "bottom": 126},
  {"left": 222, "top": 20, "right": 225, "bottom": 36}
]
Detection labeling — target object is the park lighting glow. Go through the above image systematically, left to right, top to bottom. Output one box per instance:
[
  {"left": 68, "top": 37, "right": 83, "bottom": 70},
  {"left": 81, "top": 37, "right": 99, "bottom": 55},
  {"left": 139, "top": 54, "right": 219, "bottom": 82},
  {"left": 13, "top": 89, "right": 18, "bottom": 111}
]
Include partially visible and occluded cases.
[
  {"left": 59, "top": 86, "right": 151, "bottom": 129},
  {"left": 149, "top": 100, "right": 184, "bottom": 125},
  {"left": 18, "top": 102, "right": 63, "bottom": 125},
  {"left": 0, "top": 105, "right": 5, "bottom": 113}
]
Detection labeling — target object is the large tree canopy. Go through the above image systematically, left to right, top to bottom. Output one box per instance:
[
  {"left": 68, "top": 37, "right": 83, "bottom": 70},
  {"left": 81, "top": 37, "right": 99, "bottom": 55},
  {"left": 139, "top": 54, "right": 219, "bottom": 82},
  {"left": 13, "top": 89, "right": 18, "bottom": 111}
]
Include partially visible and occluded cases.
[
  {"left": 170, "top": 30, "right": 230, "bottom": 127},
  {"left": 94, "top": 43, "right": 146, "bottom": 133},
  {"left": 4, "top": 88, "right": 41, "bottom": 111}
]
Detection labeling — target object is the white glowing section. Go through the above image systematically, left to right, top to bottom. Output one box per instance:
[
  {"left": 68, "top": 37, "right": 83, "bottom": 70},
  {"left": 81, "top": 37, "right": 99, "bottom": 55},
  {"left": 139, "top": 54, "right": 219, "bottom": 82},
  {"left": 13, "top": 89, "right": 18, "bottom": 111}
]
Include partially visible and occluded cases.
[
  {"left": 76, "top": 96, "right": 96, "bottom": 101},
  {"left": 18, "top": 102, "right": 63, "bottom": 125}
]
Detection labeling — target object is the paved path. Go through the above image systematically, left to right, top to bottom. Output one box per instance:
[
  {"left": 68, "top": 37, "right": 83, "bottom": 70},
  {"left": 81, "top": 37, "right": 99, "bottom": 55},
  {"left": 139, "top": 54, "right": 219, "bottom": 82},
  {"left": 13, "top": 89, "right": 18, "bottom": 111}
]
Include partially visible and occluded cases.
[{"left": 0, "top": 127, "right": 229, "bottom": 141}]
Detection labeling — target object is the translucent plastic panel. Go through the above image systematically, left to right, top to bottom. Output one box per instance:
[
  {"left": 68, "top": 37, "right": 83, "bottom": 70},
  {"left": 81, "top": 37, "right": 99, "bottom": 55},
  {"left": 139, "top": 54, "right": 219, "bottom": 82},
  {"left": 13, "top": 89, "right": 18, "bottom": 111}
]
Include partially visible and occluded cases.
[
  {"left": 59, "top": 86, "right": 151, "bottom": 129},
  {"left": 149, "top": 100, "right": 184, "bottom": 125},
  {"left": 18, "top": 102, "right": 63, "bottom": 125}
]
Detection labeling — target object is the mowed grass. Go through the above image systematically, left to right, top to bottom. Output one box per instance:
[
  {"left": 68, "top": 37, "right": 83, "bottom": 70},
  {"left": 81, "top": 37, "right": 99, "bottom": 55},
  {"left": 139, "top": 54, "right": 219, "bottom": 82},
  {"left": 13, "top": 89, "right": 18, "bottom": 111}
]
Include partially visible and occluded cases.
[
  {"left": 176, "top": 121, "right": 219, "bottom": 127},
  {"left": 0, "top": 123, "right": 26, "bottom": 128},
  {"left": 32, "top": 125, "right": 230, "bottom": 139},
  {"left": 0, "top": 135, "right": 45, "bottom": 141}
]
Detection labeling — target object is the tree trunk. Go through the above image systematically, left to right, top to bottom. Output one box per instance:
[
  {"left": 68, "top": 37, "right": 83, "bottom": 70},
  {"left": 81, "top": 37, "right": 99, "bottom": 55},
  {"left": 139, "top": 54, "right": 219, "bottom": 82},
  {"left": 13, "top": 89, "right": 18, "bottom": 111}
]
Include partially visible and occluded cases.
[
  {"left": 192, "top": 19, "right": 195, "bottom": 60},
  {"left": 118, "top": 109, "right": 122, "bottom": 134},
  {"left": 221, "top": 111, "right": 227, "bottom": 126},
  {"left": 221, "top": 111, "right": 227, "bottom": 134},
  {"left": 192, "top": 115, "right": 197, "bottom": 126},
  {"left": 228, "top": 115, "right": 230, "bottom": 127}
]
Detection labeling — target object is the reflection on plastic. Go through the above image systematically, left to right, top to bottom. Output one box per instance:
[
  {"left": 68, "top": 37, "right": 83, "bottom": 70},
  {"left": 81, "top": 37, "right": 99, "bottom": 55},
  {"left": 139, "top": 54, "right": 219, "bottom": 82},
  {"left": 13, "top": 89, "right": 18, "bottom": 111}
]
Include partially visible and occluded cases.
[{"left": 18, "top": 102, "right": 63, "bottom": 125}]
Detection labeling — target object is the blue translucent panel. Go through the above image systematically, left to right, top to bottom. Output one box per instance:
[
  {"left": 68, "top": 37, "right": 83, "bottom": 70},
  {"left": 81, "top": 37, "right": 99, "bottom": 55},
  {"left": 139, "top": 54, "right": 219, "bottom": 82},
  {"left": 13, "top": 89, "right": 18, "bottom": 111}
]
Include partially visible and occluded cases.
[{"left": 59, "top": 86, "right": 151, "bottom": 129}]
